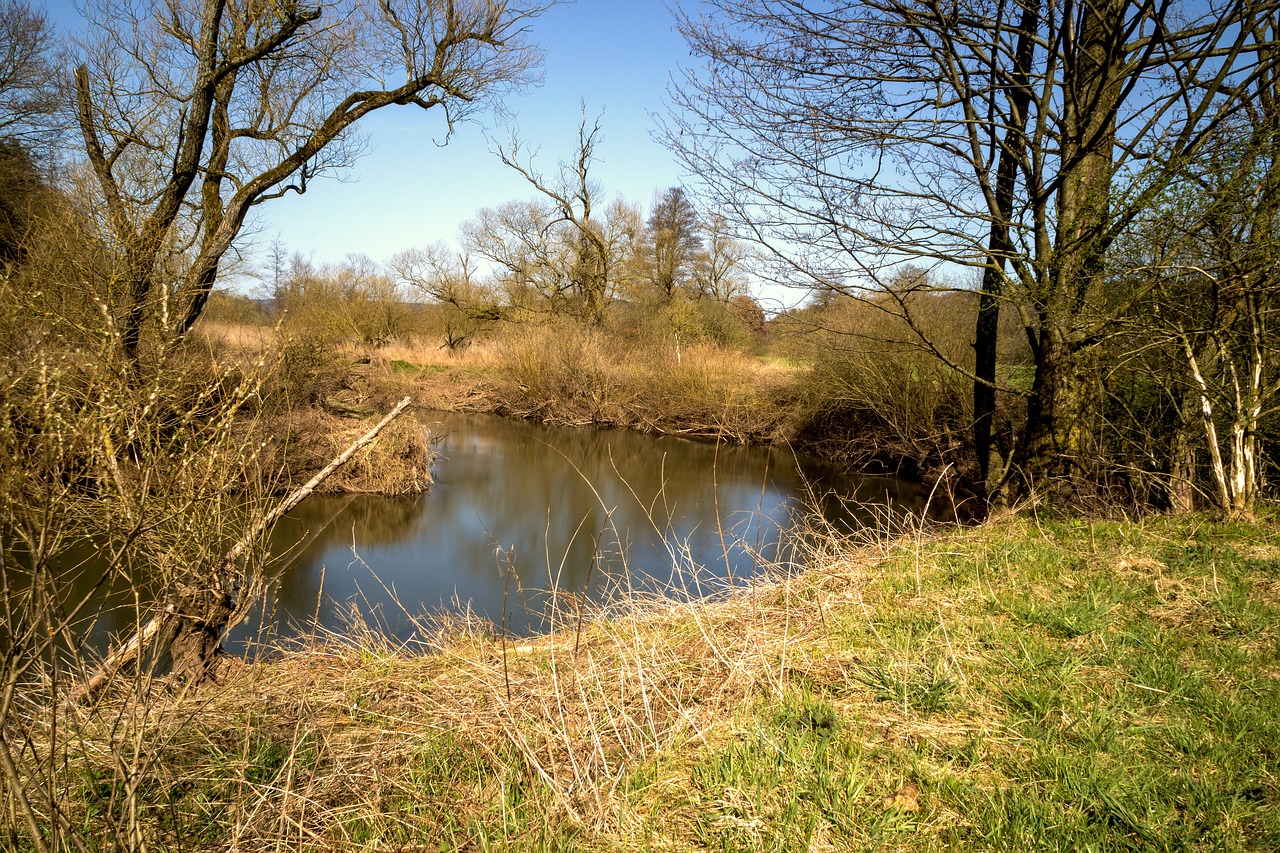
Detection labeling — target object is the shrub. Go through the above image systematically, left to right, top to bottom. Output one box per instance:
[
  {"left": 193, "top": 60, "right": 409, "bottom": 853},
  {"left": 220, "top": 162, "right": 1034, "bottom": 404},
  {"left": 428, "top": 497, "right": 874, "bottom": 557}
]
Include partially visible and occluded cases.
[
  {"left": 272, "top": 333, "right": 352, "bottom": 408},
  {"left": 793, "top": 340, "right": 974, "bottom": 480}
]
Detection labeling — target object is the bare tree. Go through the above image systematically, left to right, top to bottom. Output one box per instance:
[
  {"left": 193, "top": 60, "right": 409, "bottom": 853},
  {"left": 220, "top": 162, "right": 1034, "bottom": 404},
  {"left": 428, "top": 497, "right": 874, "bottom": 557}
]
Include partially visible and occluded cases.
[
  {"left": 0, "top": 0, "right": 62, "bottom": 154},
  {"left": 73, "top": 0, "right": 552, "bottom": 366},
  {"left": 667, "top": 0, "right": 1280, "bottom": 505},
  {"left": 1116, "top": 34, "right": 1280, "bottom": 518},
  {"left": 493, "top": 111, "right": 620, "bottom": 322},
  {"left": 641, "top": 185, "right": 701, "bottom": 300},
  {"left": 462, "top": 198, "right": 580, "bottom": 310},
  {"left": 695, "top": 212, "right": 751, "bottom": 302},
  {"left": 260, "top": 233, "right": 288, "bottom": 315},
  {"left": 394, "top": 240, "right": 487, "bottom": 309},
  {"left": 391, "top": 241, "right": 503, "bottom": 350}
]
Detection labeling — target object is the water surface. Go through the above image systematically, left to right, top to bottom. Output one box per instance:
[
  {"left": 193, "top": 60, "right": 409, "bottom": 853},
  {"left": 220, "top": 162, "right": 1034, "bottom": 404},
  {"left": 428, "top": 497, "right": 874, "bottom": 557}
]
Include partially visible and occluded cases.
[{"left": 237, "top": 411, "right": 925, "bottom": 641}]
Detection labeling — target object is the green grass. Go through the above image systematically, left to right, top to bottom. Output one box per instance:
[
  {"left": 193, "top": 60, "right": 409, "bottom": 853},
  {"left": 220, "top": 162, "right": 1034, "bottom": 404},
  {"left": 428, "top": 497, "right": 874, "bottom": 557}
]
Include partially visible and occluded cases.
[
  {"left": 388, "top": 358, "right": 422, "bottom": 374},
  {"left": 18, "top": 512, "right": 1280, "bottom": 851},
  {"left": 645, "top": 513, "right": 1280, "bottom": 851},
  {"left": 849, "top": 656, "right": 958, "bottom": 713}
]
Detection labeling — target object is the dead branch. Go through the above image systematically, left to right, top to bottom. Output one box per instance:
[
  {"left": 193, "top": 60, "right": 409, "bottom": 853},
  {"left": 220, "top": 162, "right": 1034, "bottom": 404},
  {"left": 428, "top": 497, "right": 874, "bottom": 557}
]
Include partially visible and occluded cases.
[{"left": 66, "top": 396, "right": 414, "bottom": 707}]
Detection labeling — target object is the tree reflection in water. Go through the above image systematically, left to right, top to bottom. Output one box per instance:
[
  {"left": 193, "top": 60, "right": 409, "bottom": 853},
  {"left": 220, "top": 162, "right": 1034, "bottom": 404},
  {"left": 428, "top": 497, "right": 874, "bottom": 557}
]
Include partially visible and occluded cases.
[{"left": 243, "top": 412, "right": 929, "bottom": 642}]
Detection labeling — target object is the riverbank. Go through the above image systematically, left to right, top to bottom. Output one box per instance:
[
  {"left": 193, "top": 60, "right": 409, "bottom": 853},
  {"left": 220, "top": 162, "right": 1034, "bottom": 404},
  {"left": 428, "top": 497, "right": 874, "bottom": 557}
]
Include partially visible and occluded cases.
[
  {"left": 199, "top": 318, "right": 975, "bottom": 492},
  {"left": 37, "top": 511, "right": 1280, "bottom": 849}
]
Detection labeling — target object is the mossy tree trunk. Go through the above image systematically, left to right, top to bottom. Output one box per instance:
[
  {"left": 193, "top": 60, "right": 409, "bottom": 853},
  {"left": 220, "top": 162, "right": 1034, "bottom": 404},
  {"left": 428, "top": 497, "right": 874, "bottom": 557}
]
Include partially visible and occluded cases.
[{"left": 1011, "top": 0, "right": 1123, "bottom": 504}]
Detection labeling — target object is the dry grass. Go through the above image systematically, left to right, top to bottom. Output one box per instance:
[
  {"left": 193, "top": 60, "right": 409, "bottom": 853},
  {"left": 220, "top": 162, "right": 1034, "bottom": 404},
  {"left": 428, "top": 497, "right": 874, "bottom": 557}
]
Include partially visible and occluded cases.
[
  {"left": 198, "top": 315, "right": 975, "bottom": 497},
  {"left": 197, "top": 318, "right": 799, "bottom": 447},
  {"left": 198, "top": 320, "right": 278, "bottom": 355},
  {"left": 422, "top": 323, "right": 796, "bottom": 444},
  {"left": 264, "top": 407, "right": 434, "bottom": 495},
  {"left": 13, "top": 510, "right": 1280, "bottom": 849},
  {"left": 39, "top": 510, "right": 940, "bottom": 849}
]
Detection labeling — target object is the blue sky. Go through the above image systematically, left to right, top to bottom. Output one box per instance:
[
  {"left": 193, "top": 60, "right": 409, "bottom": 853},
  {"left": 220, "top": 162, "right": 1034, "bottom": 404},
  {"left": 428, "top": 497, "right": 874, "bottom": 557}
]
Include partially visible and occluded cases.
[
  {"left": 45, "top": 1, "right": 695, "bottom": 267},
  {"left": 257, "top": 2, "right": 695, "bottom": 266}
]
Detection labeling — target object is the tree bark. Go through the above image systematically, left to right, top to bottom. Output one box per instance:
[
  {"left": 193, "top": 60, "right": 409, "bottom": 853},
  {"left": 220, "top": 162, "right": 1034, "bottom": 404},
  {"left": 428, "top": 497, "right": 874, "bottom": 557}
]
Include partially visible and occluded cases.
[
  {"left": 975, "top": 0, "right": 1040, "bottom": 498},
  {"left": 1013, "top": 0, "right": 1123, "bottom": 503},
  {"left": 1018, "top": 336, "right": 1103, "bottom": 501},
  {"left": 1167, "top": 386, "right": 1199, "bottom": 513}
]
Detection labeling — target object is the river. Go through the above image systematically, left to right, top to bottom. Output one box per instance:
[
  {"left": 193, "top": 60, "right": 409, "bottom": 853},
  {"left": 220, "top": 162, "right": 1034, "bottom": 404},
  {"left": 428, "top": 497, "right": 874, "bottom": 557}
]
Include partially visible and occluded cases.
[{"left": 225, "top": 411, "right": 928, "bottom": 643}]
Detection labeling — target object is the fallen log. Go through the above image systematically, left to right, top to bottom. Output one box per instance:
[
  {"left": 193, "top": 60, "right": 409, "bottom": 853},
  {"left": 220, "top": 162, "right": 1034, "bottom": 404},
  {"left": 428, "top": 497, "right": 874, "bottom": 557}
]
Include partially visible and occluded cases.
[{"left": 67, "top": 396, "right": 414, "bottom": 706}]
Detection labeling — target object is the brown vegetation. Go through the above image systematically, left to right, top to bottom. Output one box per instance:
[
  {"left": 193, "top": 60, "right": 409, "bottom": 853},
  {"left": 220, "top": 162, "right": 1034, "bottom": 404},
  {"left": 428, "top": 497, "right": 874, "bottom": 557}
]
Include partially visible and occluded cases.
[
  {"left": 196, "top": 294, "right": 987, "bottom": 491},
  {"left": 13, "top": 511, "right": 1279, "bottom": 849}
]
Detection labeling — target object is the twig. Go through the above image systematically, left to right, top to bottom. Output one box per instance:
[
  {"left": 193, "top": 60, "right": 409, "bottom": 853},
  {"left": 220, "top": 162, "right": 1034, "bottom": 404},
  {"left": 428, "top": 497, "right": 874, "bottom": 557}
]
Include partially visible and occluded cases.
[{"left": 66, "top": 397, "right": 413, "bottom": 706}]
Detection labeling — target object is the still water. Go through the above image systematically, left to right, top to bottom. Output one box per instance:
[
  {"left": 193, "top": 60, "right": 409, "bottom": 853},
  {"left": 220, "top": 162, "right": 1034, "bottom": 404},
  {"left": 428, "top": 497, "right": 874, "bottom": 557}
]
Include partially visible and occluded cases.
[{"left": 231, "top": 412, "right": 927, "bottom": 642}]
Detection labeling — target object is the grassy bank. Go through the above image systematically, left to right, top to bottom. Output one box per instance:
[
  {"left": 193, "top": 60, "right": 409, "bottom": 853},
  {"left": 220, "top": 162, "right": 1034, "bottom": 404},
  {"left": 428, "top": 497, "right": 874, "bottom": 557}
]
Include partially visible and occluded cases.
[
  {"left": 198, "top": 313, "right": 974, "bottom": 488},
  {"left": 27, "top": 511, "right": 1280, "bottom": 850}
]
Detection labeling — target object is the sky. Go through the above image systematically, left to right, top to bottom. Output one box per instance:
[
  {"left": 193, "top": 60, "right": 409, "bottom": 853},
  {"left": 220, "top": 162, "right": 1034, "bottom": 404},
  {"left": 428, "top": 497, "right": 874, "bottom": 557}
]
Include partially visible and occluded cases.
[
  {"left": 40, "top": 1, "right": 820, "bottom": 307},
  {"left": 43, "top": 1, "right": 699, "bottom": 272},
  {"left": 257, "top": 2, "right": 696, "bottom": 268}
]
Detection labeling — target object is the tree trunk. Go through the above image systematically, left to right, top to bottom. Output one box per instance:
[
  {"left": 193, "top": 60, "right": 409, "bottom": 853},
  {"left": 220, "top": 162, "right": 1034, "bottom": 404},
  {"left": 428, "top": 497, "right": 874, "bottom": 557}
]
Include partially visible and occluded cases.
[
  {"left": 974, "top": 0, "right": 1040, "bottom": 497},
  {"left": 1013, "top": 0, "right": 1122, "bottom": 505},
  {"left": 1017, "top": 336, "right": 1102, "bottom": 502},
  {"left": 1225, "top": 345, "right": 1263, "bottom": 519},
  {"left": 1167, "top": 387, "right": 1199, "bottom": 513},
  {"left": 69, "top": 397, "right": 413, "bottom": 702},
  {"left": 154, "top": 587, "right": 236, "bottom": 684}
]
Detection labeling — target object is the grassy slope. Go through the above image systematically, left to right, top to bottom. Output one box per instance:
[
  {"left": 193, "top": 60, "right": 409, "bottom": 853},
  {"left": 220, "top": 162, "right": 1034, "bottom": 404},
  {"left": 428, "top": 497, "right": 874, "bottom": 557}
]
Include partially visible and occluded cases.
[{"left": 58, "top": 512, "right": 1280, "bottom": 851}]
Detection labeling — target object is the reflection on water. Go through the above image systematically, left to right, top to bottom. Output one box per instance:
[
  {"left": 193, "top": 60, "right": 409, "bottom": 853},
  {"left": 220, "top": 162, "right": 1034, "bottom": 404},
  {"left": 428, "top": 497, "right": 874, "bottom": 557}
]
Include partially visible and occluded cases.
[{"left": 233, "top": 411, "right": 927, "bottom": 642}]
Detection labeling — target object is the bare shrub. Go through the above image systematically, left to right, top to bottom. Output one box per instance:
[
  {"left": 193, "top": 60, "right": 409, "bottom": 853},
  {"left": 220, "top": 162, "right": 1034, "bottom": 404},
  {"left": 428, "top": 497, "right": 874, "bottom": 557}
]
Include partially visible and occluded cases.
[
  {"left": 775, "top": 292, "right": 985, "bottom": 482},
  {"left": 0, "top": 327, "right": 281, "bottom": 850},
  {"left": 271, "top": 333, "right": 352, "bottom": 409},
  {"left": 794, "top": 344, "right": 972, "bottom": 480}
]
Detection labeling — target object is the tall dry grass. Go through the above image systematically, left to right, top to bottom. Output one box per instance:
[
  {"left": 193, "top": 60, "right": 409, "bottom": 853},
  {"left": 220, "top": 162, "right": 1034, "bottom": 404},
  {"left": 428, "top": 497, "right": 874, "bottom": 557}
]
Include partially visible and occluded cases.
[
  {"left": 474, "top": 318, "right": 794, "bottom": 443},
  {"left": 16, "top": 495, "right": 935, "bottom": 850}
]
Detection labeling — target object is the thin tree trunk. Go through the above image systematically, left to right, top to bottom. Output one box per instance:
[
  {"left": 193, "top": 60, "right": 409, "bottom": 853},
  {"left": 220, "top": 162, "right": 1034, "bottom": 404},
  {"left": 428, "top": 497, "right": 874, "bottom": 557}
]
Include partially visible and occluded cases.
[
  {"left": 975, "top": 0, "right": 1040, "bottom": 497},
  {"left": 1183, "top": 340, "right": 1232, "bottom": 512},
  {"left": 1225, "top": 353, "right": 1263, "bottom": 518},
  {"left": 1167, "top": 385, "right": 1199, "bottom": 513},
  {"left": 67, "top": 397, "right": 413, "bottom": 705}
]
